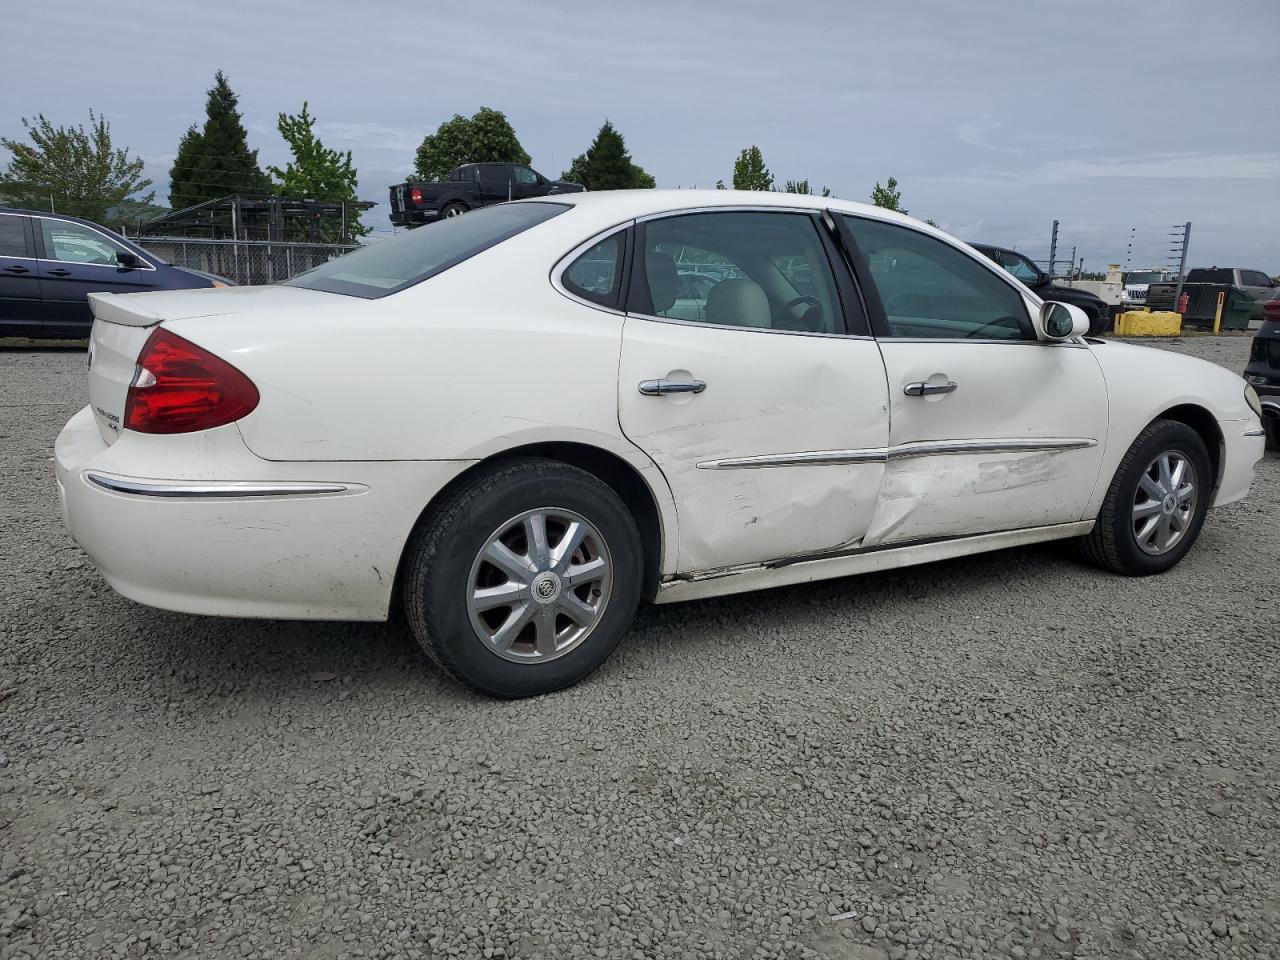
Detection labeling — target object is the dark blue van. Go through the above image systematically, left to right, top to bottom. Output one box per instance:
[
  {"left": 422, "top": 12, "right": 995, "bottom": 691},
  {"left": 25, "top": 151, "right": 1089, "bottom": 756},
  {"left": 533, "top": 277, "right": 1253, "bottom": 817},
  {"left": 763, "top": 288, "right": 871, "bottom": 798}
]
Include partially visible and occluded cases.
[{"left": 0, "top": 207, "right": 230, "bottom": 339}]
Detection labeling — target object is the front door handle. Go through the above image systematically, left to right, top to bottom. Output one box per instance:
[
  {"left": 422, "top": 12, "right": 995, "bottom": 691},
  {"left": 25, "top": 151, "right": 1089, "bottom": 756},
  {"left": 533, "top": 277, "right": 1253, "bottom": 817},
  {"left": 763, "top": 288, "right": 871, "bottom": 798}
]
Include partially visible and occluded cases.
[
  {"left": 2, "top": 265, "right": 29, "bottom": 274},
  {"left": 45, "top": 268, "right": 72, "bottom": 277},
  {"left": 638, "top": 378, "right": 707, "bottom": 397},
  {"left": 904, "top": 380, "right": 958, "bottom": 397}
]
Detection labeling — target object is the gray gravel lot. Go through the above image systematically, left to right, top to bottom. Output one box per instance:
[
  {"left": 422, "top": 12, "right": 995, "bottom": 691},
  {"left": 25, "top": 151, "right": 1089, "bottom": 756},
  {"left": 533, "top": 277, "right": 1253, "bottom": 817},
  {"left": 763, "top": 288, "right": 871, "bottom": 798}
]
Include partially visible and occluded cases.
[{"left": 2, "top": 334, "right": 1277, "bottom": 960}]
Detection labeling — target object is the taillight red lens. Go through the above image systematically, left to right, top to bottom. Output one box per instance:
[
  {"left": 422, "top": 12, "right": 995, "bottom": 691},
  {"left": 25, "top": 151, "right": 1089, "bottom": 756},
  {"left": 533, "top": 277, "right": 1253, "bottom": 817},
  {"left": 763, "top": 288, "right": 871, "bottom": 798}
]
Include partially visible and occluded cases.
[
  {"left": 409, "top": 187, "right": 423, "bottom": 204},
  {"left": 124, "top": 329, "right": 259, "bottom": 434}
]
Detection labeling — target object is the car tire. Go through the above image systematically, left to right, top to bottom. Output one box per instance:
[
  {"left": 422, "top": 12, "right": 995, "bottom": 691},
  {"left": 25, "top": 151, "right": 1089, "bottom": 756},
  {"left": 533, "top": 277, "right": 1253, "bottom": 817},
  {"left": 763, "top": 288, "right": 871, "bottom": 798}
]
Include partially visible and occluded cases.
[
  {"left": 440, "top": 202, "right": 468, "bottom": 218},
  {"left": 1078, "top": 419, "right": 1212, "bottom": 576},
  {"left": 402, "top": 458, "right": 643, "bottom": 698}
]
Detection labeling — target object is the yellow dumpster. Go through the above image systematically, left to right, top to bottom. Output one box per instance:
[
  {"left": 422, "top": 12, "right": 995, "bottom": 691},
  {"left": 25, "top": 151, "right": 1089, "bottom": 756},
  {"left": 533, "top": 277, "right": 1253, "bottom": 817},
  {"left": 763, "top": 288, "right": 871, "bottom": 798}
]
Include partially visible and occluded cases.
[{"left": 1114, "top": 310, "right": 1182, "bottom": 337}]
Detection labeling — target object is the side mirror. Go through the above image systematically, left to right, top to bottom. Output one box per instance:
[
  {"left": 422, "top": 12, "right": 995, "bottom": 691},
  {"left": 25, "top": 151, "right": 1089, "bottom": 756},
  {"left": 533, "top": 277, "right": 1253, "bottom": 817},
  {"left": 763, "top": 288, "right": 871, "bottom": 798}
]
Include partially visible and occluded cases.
[
  {"left": 116, "top": 251, "right": 142, "bottom": 269},
  {"left": 1040, "top": 301, "right": 1090, "bottom": 340}
]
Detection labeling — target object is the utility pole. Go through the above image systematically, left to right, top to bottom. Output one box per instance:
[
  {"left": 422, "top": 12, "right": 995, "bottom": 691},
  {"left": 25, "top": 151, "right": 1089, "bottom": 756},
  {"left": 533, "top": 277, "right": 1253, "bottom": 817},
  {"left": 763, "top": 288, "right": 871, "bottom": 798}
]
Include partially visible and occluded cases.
[
  {"left": 1048, "top": 220, "right": 1059, "bottom": 279},
  {"left": 1170, "top": 222, "right": 1192, "bottom": 313},
  {"left": 1069, "top": 245, "right": 1077, "bottom": 281}
]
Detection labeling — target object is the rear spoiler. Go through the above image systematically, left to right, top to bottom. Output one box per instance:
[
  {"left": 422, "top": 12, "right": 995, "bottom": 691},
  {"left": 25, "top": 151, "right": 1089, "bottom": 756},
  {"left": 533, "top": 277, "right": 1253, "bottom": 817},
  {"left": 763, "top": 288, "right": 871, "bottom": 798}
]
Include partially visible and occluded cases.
[{"left": 88, "top": 292, "right": 167, "bottom": 328}]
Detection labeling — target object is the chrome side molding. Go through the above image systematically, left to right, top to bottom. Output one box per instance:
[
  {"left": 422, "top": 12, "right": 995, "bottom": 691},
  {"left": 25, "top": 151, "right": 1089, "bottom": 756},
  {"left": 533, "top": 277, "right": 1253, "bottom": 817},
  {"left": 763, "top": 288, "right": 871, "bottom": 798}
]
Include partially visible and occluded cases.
[
  {"left": 697, "top": 437, "right": 1097, "bottom": 470},
  {"left": 84, "top": 471, "right": 356, "bottom": 499}
]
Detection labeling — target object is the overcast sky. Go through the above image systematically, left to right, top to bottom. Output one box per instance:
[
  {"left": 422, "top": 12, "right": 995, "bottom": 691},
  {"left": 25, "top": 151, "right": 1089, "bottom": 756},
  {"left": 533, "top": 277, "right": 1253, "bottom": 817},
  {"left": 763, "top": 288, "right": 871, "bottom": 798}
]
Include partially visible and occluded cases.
[{"left": 5, "top": 0, "right": 1277, "bottom": 271}]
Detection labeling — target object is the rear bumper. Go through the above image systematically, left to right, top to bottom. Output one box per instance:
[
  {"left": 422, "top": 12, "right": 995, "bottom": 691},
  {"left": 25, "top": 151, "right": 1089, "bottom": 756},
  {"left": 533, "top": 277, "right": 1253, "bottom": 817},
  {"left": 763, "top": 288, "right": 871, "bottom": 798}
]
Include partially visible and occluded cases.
[{"left": 55, "top": 405, "right": 470, "bottom": 621}]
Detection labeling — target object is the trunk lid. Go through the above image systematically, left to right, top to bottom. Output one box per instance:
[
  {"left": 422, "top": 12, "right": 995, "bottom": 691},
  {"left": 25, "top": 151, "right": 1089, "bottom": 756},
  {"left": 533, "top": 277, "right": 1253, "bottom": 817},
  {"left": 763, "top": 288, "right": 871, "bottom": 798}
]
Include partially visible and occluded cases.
[{"left": 85, "top": 286, "right": 330, "bottom": 445}]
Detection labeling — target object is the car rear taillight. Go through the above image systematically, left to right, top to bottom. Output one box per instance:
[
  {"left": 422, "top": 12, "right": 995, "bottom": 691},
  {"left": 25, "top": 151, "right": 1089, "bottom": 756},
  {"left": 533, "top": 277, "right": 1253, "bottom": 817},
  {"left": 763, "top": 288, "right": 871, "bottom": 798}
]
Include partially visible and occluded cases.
[
  {"left": 410, "top": 187, "right": 423, "bottom": 204},
  {"left": 124, "top": 329, "right": 259, "bottom": 434}
]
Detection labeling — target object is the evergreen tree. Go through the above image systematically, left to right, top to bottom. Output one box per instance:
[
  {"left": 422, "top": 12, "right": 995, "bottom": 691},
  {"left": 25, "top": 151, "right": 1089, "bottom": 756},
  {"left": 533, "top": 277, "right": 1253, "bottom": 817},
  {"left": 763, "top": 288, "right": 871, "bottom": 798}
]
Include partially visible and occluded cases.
[
  {"left": 168, "top": 71, "right": 270, "bottom": 209},
  {"left": 267, "top": 102, "right": 366, "bottom": 239},
  {"left": 414, "top": 107, "right": 529, "bottom": 182},
  {"left": 0, "top": 110, "right": 152, "bottom": 223},
  {"left": 560, "top": 120, "right": 655, "bottom": 190},
  {"left": 168, "top": 125, "right": 205, "bottom": 211},
  {"left": 732, "top": 146, "right": 773, "bottom": 191}
]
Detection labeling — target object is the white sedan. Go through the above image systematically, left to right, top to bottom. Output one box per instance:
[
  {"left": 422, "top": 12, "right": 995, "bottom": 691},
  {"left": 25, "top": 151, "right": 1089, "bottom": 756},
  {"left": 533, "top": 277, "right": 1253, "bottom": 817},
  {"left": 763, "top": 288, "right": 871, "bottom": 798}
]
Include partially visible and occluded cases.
[{"left": 56, "top": 191, "right": 1266, "bottom": 697}]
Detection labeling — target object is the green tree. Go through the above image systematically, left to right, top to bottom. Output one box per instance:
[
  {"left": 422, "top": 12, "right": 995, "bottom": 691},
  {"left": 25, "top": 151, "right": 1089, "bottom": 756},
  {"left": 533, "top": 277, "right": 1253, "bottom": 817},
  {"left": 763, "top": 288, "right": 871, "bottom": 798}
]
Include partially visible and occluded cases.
[
  {"left": 168, "top": 70, "right": 270, "bottom": 210},
  {"left": 267, "top": 101, "right": 367, "bottom": 239},
  {"left": 414, "top": 107, "right": 529, "bottom": 182},
  {"left": 0, "top": 110, "right": 152, "bottom": 224},
  {"left": 560, "top": 120, "right": 655, "bottom": 190},
  {"left": 732, "top": 146, "right": 773, "bottom": 191},
  {"left": 870, "top": 176, "right": 906, "bottom": 214},
  {"left": 783, "top": 179, "right": 832, "bottom": 197}
]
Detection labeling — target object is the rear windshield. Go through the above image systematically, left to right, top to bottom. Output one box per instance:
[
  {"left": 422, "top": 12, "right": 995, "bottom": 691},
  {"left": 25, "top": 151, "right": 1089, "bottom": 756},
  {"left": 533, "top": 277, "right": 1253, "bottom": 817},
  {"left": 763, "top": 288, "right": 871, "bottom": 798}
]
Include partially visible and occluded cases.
[{"left": 286, "top": 202, "right": 568, "bottom": 298}]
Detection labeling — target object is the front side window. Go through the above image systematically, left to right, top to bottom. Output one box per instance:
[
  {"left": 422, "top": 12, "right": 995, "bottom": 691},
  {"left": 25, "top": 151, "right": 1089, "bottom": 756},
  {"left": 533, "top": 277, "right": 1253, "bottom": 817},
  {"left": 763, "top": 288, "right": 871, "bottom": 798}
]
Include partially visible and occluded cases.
[
  {"left": 513, "top": 166, "right": 539, "bottom": 185},
  {"left": 286, "top": 202, "right": 567, "bottom": 299},
  {"left": 628, "top": 211, "right": 843, "bottom": 334},
  {"left": 0, "top": 214, "right": 28, "bottom": 257},
  {"left": 846, "top": 217, "right": 1034, "bottom": 341},
  {"left": 39, "top": 219, "right": 128, "bottom": 266},
  {"left": 562, "top": 231, "right": 625, "bottom": 308}
]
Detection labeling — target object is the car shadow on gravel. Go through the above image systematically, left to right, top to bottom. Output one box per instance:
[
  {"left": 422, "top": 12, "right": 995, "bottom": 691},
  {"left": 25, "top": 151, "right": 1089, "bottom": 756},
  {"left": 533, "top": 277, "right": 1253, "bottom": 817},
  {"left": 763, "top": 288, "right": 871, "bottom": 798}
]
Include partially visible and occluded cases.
[{"left": 105, "top": 541, "right": 1086, "bottom": 704}]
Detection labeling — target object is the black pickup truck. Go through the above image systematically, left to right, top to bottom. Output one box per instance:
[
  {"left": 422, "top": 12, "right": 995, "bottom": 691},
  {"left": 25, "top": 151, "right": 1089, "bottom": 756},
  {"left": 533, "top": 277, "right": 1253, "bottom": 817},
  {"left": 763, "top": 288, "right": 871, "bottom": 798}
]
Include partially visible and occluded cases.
[{"left": 389, "top": 163, "right": 583, "bottom": 227}]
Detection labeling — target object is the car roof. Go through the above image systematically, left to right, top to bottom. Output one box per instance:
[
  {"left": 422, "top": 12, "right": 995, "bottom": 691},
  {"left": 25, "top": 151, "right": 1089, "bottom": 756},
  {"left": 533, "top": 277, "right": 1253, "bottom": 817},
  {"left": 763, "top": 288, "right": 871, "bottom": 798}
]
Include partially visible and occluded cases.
[
  {"left": 520, "top": 188, "right": 943, "bottom": 234},
  {"left": 0, "top": 206, "right": 111, "bottom": 230}
]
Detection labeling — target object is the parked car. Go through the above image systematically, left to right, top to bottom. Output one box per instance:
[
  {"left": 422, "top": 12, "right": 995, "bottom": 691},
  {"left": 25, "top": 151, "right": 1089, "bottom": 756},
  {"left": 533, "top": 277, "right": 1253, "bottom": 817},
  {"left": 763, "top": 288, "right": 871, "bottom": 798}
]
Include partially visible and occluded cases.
[
  {"left": 389, "top": 163, "right": 583, "bottom": 227},
  {"left": 56, "top": 191, "right": 1265, "bottom": 697},
  {"left": 0, "top": 207, "right": 229, "bottom": 339},
  {"left": 970, "top": 243, "right": 1112, "bottom": 334},
  {"left": 1148, "top": 267, "right": 1280, "bottom": 321},
  {"left": 1121, "top": 268, "right": 1172, "bottom": 310},
  {"left": 1245, "top": 300, "right": 1280, "bottom": 448}
]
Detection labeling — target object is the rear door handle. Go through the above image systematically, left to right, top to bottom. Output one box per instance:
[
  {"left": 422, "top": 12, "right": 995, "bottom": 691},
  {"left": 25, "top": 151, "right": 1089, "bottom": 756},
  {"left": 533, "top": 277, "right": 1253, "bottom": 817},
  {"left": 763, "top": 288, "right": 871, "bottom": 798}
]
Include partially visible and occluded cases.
[
  {"left": 2, "top": 265, "right": 29, "bottom": 274},
  {"left": 639, "top": 378, "right": 707, "bottom": 396},
  {"left": 904, "top": 380, "right": 958, "bottom": 397}
]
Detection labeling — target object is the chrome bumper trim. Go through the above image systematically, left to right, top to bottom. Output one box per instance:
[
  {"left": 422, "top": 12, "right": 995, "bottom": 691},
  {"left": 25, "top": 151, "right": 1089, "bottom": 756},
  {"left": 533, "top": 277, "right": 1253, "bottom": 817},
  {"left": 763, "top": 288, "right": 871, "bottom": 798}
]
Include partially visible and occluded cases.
[{"left": 84, "top": 471, "right": 353, "bottom": 499}]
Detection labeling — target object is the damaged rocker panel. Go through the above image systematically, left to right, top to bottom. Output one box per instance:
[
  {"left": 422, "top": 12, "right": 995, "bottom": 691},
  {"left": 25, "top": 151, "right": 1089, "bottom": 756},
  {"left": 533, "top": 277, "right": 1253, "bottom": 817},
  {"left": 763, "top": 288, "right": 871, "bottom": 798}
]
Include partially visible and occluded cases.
[
  {"left": 696, "top": 437, "right": 1098, "bottom": 470},
  {"left": 655, "top": 520, "right": 1097, "bottom": 604}
]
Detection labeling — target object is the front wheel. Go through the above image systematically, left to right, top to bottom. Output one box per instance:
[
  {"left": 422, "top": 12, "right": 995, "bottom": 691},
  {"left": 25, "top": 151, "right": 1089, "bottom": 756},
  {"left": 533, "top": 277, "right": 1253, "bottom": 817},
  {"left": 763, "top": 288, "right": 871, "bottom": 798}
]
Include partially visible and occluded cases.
[
  {"left": 1078, "top": 419, "right": 1212, "bottom": 575},
  {"left": 402, "top": 458, "right": 643, "bottom": 697}
]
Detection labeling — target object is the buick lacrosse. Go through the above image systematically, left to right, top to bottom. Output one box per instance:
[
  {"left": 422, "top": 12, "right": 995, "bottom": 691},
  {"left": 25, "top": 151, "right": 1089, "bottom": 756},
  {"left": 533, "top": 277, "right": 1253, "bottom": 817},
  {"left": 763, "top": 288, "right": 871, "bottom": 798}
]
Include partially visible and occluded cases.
[{"left": 56, "top": 191, "right": 1266, "bottom": 696}]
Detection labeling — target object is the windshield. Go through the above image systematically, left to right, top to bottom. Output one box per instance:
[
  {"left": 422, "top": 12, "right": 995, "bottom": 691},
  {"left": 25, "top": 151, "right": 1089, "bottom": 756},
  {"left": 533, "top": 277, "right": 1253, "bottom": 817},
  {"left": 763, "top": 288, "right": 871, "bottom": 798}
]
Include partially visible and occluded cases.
[{"left": 286, "top": 202, "right": 568, "bottom": 298}]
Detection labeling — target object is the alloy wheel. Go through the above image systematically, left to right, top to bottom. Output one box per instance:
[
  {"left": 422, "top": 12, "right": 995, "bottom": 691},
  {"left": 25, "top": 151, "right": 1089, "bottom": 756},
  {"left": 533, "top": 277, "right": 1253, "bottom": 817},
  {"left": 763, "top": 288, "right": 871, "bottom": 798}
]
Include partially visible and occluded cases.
[
  {"left": 1131, "top": 450, "right": 1198, "bottom": 556},
  {"left": 466, "top": 508, "right": 613, "bottom": 663}
]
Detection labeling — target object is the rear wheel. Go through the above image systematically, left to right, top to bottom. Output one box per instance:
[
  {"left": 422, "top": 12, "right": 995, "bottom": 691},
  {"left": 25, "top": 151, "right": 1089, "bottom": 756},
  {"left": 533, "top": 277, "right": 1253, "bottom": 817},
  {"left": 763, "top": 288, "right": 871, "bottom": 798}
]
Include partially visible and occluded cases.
[
  {"left": 440, "top": 202, "right": 468, "bottom": 218},
  {"left": 1265, "top": 414, "right": 1280, "bottom": 451},
  {"left": 1079, "top": 419, "right": 1212, "bottom": 575},
  {"left": 402, "top": 458, "right": 642, "bottom": 697}
]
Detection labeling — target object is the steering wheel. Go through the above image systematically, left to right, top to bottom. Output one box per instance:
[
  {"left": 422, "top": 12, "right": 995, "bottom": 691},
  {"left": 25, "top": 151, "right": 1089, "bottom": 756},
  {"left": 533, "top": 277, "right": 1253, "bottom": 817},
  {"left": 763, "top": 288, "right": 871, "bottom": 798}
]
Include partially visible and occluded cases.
[
  {"left": 772, "top": 295, "right": 821, "bottom": 328},
  {"left": 963, "top": 316, "right": 1022, "bottom": 339}
]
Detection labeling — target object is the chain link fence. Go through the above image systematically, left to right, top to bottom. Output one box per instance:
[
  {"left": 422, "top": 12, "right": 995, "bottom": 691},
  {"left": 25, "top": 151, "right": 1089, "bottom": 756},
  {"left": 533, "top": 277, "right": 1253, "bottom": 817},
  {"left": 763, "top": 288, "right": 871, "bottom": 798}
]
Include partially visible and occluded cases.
[{"left": 131, "top": 237, "right": 359, "bottom": 286}]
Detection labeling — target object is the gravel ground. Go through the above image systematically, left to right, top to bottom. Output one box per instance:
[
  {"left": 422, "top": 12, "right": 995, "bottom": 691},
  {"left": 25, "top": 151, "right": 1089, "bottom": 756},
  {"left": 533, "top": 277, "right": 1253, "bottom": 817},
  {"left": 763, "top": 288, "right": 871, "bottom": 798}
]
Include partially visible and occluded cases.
[{"left": 2, "top": 334, "right": 1277, "bottom": 960}]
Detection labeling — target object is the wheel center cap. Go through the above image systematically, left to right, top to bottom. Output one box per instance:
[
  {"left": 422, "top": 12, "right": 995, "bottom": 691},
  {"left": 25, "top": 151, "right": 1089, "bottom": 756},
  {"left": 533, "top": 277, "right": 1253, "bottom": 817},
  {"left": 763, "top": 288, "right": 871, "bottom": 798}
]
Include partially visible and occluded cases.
[
  {"left": 1162, "top": 494, "right": 1177, "bottom": 514},
  {"left": 532, "top": 572, "right": 562, "bottom": 605}
]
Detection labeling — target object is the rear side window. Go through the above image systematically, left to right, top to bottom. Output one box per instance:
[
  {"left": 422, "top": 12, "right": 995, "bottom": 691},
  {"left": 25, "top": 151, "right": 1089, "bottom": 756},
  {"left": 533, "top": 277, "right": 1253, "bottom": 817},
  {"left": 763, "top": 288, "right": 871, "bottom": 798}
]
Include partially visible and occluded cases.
[
  {"left": 286, "top": 202, "right": 568, "bottom": 298},
  {"left": 0, "top": 214, "right": 28, "bottom": 257},
  {"left": 562, "top": 231, "right": 627, "bottom": 309}
]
